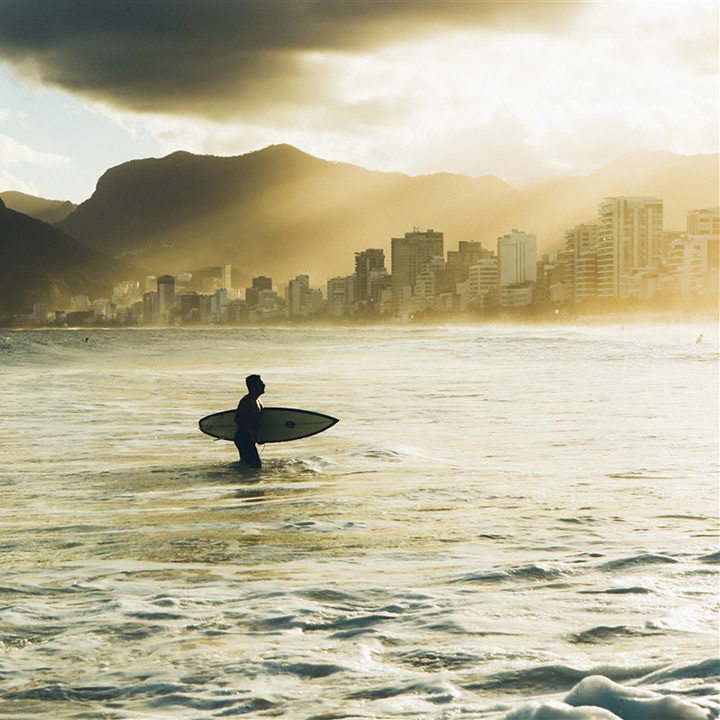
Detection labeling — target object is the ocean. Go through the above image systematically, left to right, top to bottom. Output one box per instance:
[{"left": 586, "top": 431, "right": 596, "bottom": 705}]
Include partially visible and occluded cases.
[{"left": 0, "top": 323, "right": 718, "bottom": 720}]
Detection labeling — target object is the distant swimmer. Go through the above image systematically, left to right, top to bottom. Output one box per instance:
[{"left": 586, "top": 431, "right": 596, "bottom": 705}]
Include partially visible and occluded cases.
[
  {"left": 696, "top": 334, "right": 703, "bottom": 344},
  {"left": 234, "top": 374, "right": 265, "bottom": 468}
]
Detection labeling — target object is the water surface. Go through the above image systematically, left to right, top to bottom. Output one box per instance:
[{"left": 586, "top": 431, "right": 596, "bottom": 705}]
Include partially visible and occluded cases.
[{"left": 0, "top": 324, "right": 717, "bottom": 719}]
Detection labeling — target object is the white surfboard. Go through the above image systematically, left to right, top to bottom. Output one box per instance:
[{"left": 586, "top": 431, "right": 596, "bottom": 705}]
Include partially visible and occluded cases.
[{"left": 199, "top": 407, "right": 338, "bottom": 444}]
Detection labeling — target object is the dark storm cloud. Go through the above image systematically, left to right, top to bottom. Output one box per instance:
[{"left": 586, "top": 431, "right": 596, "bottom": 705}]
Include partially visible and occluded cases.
[{"left": 0, "top": 1, "right": 581, "bottom": 118}]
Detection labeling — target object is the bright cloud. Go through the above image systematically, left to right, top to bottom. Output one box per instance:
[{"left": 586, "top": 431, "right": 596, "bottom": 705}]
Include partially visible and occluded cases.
[
  {"left": 0, "top": 0, "right": 716, "bottom": 199},
  {"left": 102, "top": 3, "right": 717, "bottom": 184},
  {"left": 0, "top": 133, "right": 71, "bottom": 167},
  {"left": 0, "top": 167, "right": 39, "bottom": 195}
]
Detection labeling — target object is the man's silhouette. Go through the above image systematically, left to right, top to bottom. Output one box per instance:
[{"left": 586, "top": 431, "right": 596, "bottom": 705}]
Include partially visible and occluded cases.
[{"left": 234, "top": 374, "right": 265, "bottom": 467}]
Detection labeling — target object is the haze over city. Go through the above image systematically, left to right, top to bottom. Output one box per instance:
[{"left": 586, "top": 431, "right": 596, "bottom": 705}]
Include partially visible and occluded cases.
[{"left": 0, "top": 0, "right": 717, "bottom": 203}]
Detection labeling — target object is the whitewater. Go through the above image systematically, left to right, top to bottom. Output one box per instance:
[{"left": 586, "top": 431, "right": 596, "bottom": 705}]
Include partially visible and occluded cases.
[{"left": 0, "top": 323, "right": 717, "bottom": 719}]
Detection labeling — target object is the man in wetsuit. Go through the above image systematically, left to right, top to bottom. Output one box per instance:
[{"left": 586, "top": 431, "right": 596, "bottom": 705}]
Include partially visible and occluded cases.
[{"left": 234, "top": 374, "right": 265, "bottom": 468}]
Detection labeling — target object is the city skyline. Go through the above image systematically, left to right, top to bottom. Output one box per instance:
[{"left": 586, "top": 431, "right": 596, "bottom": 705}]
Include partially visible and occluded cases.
[
  {"left": 0, "top": 2, "right": 717, "bottom": 203},
  {"left": 16, "top": 197, "right": 719, "bottom": 327}
]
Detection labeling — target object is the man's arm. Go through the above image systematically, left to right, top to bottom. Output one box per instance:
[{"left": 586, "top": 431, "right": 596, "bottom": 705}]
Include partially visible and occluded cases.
[{"left": 235, "top": 396, "right": 261, "bottom": 439}]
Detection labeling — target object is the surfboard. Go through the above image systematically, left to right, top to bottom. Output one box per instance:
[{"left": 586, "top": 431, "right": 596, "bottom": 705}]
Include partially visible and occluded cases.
[{"left": 199, "top": 407, "right": 339, "bottom": 444}]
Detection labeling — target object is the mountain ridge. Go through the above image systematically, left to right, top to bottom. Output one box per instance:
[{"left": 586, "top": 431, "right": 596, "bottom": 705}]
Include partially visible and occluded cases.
[
  {"left": 57, "top": 144, "right": 521, "bottom": 280},
  {"left": 5, "top": 145, "right": 717, "bottom": 289},
  {"left": 0, "top": 190, "right": 77, "bottom": 224},
  {"left": 0, "top": 200, "right": 139, "bottom": 321}
]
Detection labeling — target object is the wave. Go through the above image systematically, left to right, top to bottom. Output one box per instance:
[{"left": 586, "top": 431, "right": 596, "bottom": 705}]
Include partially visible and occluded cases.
[
  {"left": 600, "top": 554, "right": 679, "bottom": 571},
  {"left": 451, "top": 563, "right": 575, "bottom": 585},
  {"left": 579, "top": 586, "right": 653, "bottom": 595},
  {"left": 570, "top": 625, "right": 664, "bottom": 644},
  {"left": 394, "top": 648, "right": 483, "bottom": 671},
  {"left": 636, "top": 659, "right": 720, "bottom": 686},
  {"left": 261, "top": 661, "right": 346, "bottom": 679},
  {"left": 470, "top": 663, "right": 660, "bottom": 694},
  {"left": 505, "top": 672, "right": 719, "bottom": 720},
  {"left": 347, "top": 677, "right": 462, "bottom": 704},
  {"left": 3, "top": 681, "right": 279, "bottom": 714}
]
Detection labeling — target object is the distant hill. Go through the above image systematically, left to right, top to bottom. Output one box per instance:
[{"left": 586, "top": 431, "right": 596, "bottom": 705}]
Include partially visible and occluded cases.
[
  {"left": 56, "top": 145, "right": 719, "bottom": 282},
  {"left": 57, "top": 145, "right": 518, "bottom": 281},
  {"left": 516, "top": 151, "right": 720, "bottom": 245},
  {"left": 1, "top": 190, "right": 77, "bottom": 224},
  {"left": 0, "top": 197, "right": 138, "bottom": 321}
]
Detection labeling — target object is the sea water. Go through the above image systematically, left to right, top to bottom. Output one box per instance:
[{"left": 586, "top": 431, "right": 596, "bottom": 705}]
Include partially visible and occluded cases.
[{"left": 0, "top": 323, "right": 717, "bottom": 720}]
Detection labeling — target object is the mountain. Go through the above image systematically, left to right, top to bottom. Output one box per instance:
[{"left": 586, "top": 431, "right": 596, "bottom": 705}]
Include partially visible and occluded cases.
[
  {"left": 56, "top": 145, "right": 719, "bottom": 282},
  {"left": 57, "top": 145, "right": 517, "bottom": 281},
  {"left": 517, "top": 151, "right": 720, "bottom": 244},
  {"left": 1, "top": 190, "right": 77, "bottom": 224},
  {"left": 0, "top": 197, "right": 138, "bottom": 321}
]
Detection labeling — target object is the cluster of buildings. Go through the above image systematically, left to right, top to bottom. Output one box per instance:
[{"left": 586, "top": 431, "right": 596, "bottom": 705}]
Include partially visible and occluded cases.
[{"left": 23, "top": 198, "right": 719, "bottom": 326}]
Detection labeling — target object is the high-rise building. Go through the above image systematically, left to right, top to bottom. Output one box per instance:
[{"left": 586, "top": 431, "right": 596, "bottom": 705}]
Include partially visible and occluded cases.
[
  {"left": 597, "top": 197, "right": 663, "bottom": 299},
  {"left": 687, "top": 206, "right": 719, "bottom": 274},
  {"left": 663, "top": 207, "right": 719, "bottom": 298},
  {"left": 687, "top": 207, "right": 720, "bottom": 237},
  {"left": 564, "top": 223, "right": 599, "bottom": 302},
  {"left": 391, "top": 229, "right": 444, "bottom": 310},
  {"left": 497, "top": 230, "right": 537, "bottom": 287},
  {"left": 667, "top": 236, "right": 712, "bottom": 296},
  {"left": 446, "top": 241, "right": 489, "bottom": 283},
  {"left": 354, "top": 249, "right": 386, "bottom": 305},
  {"left": 535, "top": 252, "right": 570, "bottom": 306},
  {"left": 413, "top": 256, "right": 447, "bottom": 312},
  {"left": 469, "top": 258, "right": 498, "bottom": 305},
  {"left": 221, "top": 263, "right": 232, "bottom": 291},
  {"left": 368, "top": 269, "right": 392, "bottom": 312},
  {"left": 288, "top": 274, "right": 310, "bottom": 317},
  {"left": 156, "top": 275, "right": 176, "bottom": 321},
  {"left": 245, "top": 276, "right": 273, "bottom": 308},
  {"left": 254, "top": 276, "right": 273, "bottom": 290},
  {"left": 327, "top": 276, "right": 356, "bottom": 317},
  {"left": 499, "top": 285, "right": 534, "bottom": 307},
  {"left": 212, "top": 288, "right": 228, "bottom": 322},
  {"left": 245, "top": 288, "right": 258, "bottom": 309},
  {"left": 306, "top": 288, "right": 325, "bottom": 316},
  {"left": 255, "top": 289, "right": 280, "bottom": 318},
  {"left": 142, "top": 291, "right": 158, "bottom": 324},
  {"left": 179, "top": 292, "right": 201, "bottom": 323},
  {"left": 199, "top": 294, "right": 213, "bottom": 323},
  {"left": 92, "top": 299, "right": 113, "bottom": 320},
  {"left": 226, "top": 299, "right": 247, "bottom": 324},
  {"left": 32, "top": 303, "right": 49, "bottom": 322}
]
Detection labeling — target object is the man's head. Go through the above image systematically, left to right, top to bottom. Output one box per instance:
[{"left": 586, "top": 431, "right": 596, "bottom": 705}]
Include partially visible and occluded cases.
[{"left": 246, "top": 374, "right": 265, "bottom": 396}]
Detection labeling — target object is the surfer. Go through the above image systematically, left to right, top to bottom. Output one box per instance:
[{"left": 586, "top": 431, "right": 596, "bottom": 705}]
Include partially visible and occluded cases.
[{"left": 234, "top": 374, "right": 265, "bottom": 468}]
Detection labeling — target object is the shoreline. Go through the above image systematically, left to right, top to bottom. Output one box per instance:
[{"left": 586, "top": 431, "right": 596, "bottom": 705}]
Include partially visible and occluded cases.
[{"left": 3, "top": 310, "right": 718, "bottom": 331}]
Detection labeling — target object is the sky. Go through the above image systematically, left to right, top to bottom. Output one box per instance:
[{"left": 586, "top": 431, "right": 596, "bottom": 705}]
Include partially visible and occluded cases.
[{"left": 0, "top": 0, "right": 717, "bottom": 204}]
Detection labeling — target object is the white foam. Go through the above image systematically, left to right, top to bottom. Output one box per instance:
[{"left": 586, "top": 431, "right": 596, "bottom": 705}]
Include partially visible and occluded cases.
[
  {"left": 505, "top": 675, "right": 714, "bottom": 720},
  {"left": 565, "top": 675, "right": 713, "bottom": 720},
  {"left": 506, "top": 698, "right": 621, "bottom": 719}
]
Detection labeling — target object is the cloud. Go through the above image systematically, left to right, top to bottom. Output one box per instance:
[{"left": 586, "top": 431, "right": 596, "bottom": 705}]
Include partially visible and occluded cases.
[
  {"left": 0, "top": 0, "right": 582, "bottom": 118},
  {"left": 0, "top": 1, "right": 715, "bottom": 191},
  {"left": 0, "top": 133, "right": 71, "bottom": 167},
  {"left": 0, "top": 168, "right": 39, "bottom": 195}
]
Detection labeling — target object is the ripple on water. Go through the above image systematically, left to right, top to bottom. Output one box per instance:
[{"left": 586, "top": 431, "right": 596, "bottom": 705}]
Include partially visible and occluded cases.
[
  {"left": 600, "top": 554, "right": 680, "bottom": 571},
  {"left": 569, "top": 624, "right": 665, "bottom": 644}
]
